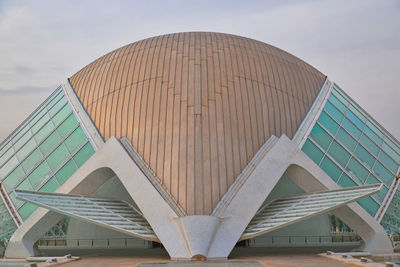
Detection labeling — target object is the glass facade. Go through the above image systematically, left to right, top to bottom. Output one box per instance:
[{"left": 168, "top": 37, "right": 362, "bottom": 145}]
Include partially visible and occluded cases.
[
  {"left": 302, "top": 84, "right": 400, "bottom": 220},
  {"left": 0, "top": 86, "right": 95, "bottom": 238},
  {"left": 0, "top": 200, "right": 16, "bottom": 240},
  {"left": 43, "top": 216, "right": 69, "bottom": 238}
]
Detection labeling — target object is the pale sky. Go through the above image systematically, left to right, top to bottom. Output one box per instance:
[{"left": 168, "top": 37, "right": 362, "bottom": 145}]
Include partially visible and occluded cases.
[{"left": 0, "top": 0, "right": 399, "bottom": 142}]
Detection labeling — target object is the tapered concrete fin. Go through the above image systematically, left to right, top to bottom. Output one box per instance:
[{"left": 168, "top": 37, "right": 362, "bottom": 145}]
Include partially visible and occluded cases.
[{"left": 177, "top": 216, "right": 220, "bottom": 259}]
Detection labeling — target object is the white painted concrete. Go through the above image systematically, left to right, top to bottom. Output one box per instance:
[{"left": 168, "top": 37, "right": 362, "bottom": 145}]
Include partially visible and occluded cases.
[
  {"left": 63, "top": 80, "right": 104, "bottom": 150},
  {"left": 6, "top": 135, "right": 393, "bottom": 259},
  {"left": 206, "top": 135, "right": 392, "bottom": 257},
  {"left": 5, "top": 137, "right": 191, "bottom": 258},
  {"left": 177, "top": 216, "right": 220, "bottom": 259}
]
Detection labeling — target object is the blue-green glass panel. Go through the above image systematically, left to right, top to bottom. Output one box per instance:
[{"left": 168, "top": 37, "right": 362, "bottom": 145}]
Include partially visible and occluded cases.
[
  {"left": 331, "top": 88, "right": 349, "bottom": 107},
  {"left": 46, "top": 90, "right": 64, "bottom": 109},
  {"left": 328, "top": 94, "right": 347, "bottom": 113},
  {"left": 48, "top": 98, "right": 67, "bottom": 117},
  {"left": 325, "top": 101, "right": 344, "bottom": 123},
  {"left": 52, "top": 104, "right": 72, "bottom": 127},
  {"left": 348, "top": 104, "right": 366, "bottom": 124},
  {"left": 29, "top": 108, "right": 47, "bottom": 129},
  {"left": 346, "top": 109, "right": 365, "bottom": 130},
  {"left": 318, "top": 111, "right": 339, "bottom": 135},
  {"left": 31, "top": 113, "right": 50, "bottom": 134},
  {"left": 57, "top": 114, "right": 78, "bottom": 138},
  {"left": 342, "top": 118, "right": 361, "bottom": 139},
  {"left": 34, "top": 120, "right": 54, "bottom": 144},
  {"left": 366, "top": 120, "right": 384, "bottom": 138},
  {"left": 13, "top": 124, "right": 30, "bottom": 142},
  {"left": 309, "top": 124, "right": 332, "bottom": 150},
  {"left": 364, "top": 126, "right": 382, "bottom": 146},
  {"left": 64, "top": 127, "right": 87, "bottom": 154},
  {"left": 336, "top": 128, "right": 357, "bottom": 152},
  {"left": 13, "top": 130, "right": 32, "bottom": 152},
  {"left": 39, "top": 131, "right": 61, "bottom": 156},
  {"left": 360, "top": 134, "right": 379, "bottom": 156},
  {"left": 16, "top": 138, "right": 36, "bottom": 161},
  {"left": 385, "top": 138, "right": 400, "bottom": 159},
  {"left": 302, "top": 139, "right": 324, "bottom": 165},
  {"left": 328, "top": 140, "right": 350, "bottom": 167},
  {"left": 0, "top": 141, "right": 13, "bottom": 159},
  {"left": 382, "top": 141, "right": 400, "bottom": 164},
  {"left": 73, "top": 142, "right": 94, "bottom": 168},
  {"left": 47, "top": 144, "right": 69, "bottom": 171},
  {"left": 354, "top": 145, "right": 375, "bottom": 169},
  {"left": 0, "top": 146, "right": 14, "bottom": 167},
  {"left": 21, "top": 148, "right": 42, "bottom": 173},
  {"left": 378, "top": 151, "right": 398, "bottom": 173},
  {"left": 0, "top": 156, "right": 19, "bottom": 180},
  {"left": 320, "top": 156, "right": 342, "bottom": 182},
  {"left": 346, "top": 157, "right": 369, "bottom": 184},
  {"left": 55, "top": 160, "right": 77, "bottom": 185},
  {"left": 28, "top": 161, "right": 51, "bottom": 189},
  {"left": 373, "top": 161, "right": 394, "bottom": 186},
  {"left": 3, "top": 166, "right": 25, "bottom": 192},
  {"left": 338, "top": 173, "right": 358, "bottom": 188},
  {"left": 365, "top": 174, "right": 385, "bottom": 202},
  {"left": 365, "top": 174, "right": 380, "bottom": 185},
  {"left": 39, "top": 177, "right": 59, "bottom": 193},
  {"left": 16, "top": 179, "right": 33, "bottom": 191},
  {"left": 376, "top": 186, "right": 388, "bottom": 203},
  {"left": 357, "top": 197, "right": 379, "bottom": 217},
  {"left": 18, "top": 202, "right": 37, "bottom": 221}
]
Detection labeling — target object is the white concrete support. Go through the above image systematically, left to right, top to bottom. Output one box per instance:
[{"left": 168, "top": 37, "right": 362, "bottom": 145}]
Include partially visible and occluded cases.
[
  {"left": 62, "top": 80, "right": 104, "bottom": 150},
  {"left": 6, "top": 135, "right": 393, "bottom": 259},
  {"left": 206, "top": 135, "right": 392, "bottom": 257},
  {"left": 6, "top": 137, "right": 191, "bottom": 258},
  {"left": 177, "top": 216, "right": 220, "bottom": 259}
]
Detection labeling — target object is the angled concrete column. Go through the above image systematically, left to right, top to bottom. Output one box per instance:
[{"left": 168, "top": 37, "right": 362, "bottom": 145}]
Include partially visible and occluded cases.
[
  {"left": 6, "top": 135, "right": 392, "bottom": 259},
  {"left": 206, "top": 135, "right": 392, "bottom": 258},
  {"left": 6, "top": 137, "right": 191, "bottom": 259},
  {"left": 286, "top": 161, "right": 393, "bottom": 253},
  {"left": 177, "top": 216, "right": 220, "bottom": 259}
]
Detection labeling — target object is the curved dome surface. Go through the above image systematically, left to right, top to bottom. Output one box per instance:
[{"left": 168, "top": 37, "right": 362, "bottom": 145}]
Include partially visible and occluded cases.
[{"left": 69, "top": 32, "right": 326, "bottom": 215}]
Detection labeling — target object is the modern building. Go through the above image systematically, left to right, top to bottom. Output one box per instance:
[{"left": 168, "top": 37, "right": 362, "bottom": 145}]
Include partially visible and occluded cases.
[{"left": 1, "top": 32, "right": 399, "bottom": 259}]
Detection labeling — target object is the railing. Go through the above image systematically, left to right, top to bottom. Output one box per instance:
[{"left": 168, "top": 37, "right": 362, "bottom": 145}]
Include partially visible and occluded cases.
[
  {"left": 37, "top": 235, "right": 361, "bottom": 249},
  {"left": 248, "top": 235, "right": 362, "bottom": 246},
  {"left": 391, "top": 236, "right": 400, "bottom": 242},
  {"left": 37, "top": 237, "right": 150, "bottom": 248}
]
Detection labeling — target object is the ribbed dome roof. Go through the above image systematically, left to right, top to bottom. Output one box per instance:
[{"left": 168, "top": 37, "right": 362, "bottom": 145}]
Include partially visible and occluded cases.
[{"left": 69, "top": 32, "right": 326, "bottom": 215}]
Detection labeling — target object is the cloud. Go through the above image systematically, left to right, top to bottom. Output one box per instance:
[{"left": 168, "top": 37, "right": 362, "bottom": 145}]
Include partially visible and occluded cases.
[
  {"left": 0, "top": 0, "right": 399, "bottom": 140},
  {"left": 0, "top": 85, "right": 53, "bottom": 94}
]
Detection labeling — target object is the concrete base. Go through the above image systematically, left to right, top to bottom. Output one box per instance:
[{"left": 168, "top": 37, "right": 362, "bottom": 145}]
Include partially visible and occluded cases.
[{"left": 177, "top": 216, "right": 220, "bottom": 258}]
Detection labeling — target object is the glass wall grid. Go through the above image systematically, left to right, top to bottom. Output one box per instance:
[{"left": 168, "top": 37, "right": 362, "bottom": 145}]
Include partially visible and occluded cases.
[
  {"left": 302, "top": 84, "right": 400, "bottom": 218},
  {"left": 0, "top": 86, "right": 95, "bottom": 222},
  {"left": 331, "top": 87, "right": 400, "bottom": 158},
  {"left": 0, "top": 88, "right": 61, "bottom": 157},
  {"left": 1, "top": 90, "right": 69, "bottom": 182},
  {"left": 0, "top": 91, "right": 64, "bottom": 162},
  {"left": 381, "top": 187, "right": 400, "bottom": 235},
  {"left": 0, "top": 200, "right": 17, "bottom": 240}
]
